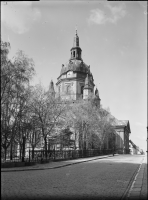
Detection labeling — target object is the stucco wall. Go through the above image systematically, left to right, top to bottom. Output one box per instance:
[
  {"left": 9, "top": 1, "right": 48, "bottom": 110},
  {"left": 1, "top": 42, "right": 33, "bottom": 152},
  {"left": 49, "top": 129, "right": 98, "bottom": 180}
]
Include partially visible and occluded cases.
[{"left": 115, "top": 128, "right": 124, "bottom": 153}]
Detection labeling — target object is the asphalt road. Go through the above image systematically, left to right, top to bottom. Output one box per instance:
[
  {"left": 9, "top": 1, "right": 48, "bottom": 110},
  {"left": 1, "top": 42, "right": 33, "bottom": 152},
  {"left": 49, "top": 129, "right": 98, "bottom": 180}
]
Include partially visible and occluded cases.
[{"left": 1, "top": 155, "right": 144, "bottom": 200}]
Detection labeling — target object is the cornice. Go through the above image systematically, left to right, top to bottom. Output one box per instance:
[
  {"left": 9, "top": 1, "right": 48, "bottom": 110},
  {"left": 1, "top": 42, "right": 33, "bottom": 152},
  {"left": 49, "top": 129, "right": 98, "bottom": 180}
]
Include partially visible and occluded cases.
[{"left": 56, "top": 77, "right": 86, "bottom": 85}]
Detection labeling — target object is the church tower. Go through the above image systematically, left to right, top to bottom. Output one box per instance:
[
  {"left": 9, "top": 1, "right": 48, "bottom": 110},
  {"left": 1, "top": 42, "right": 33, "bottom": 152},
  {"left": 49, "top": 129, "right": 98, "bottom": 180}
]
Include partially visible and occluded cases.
[
  {"left": 70, "top": 29, "right": 82, "bottom": 60},
  {"left": 56, "top": 30, "right": 95, "bottom": 101},
  {"left": 48, "top": 80, "right": 55, "bottom": 97},
  {"left": 93, "top": 88, "right": 101, "bottom": 108}
]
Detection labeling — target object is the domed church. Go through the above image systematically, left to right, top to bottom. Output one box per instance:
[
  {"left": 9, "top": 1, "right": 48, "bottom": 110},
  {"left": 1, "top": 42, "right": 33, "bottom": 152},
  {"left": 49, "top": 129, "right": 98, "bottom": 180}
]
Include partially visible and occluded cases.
[
  {"left": 54, "top": 30, "right": 101, "bottom": 106},
  {"left": 48, "top": 31, "right": 131, "bottom": 154}
]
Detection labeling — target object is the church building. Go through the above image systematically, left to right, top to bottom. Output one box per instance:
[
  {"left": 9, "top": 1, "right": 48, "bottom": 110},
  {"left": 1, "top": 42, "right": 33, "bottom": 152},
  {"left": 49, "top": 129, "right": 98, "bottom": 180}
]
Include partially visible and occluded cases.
[
  {"left": 48, "top": 30, "right": 131, "bottom": 154},
  {"left": 55, "top": 30, "right": 101, "bottom": 105}
]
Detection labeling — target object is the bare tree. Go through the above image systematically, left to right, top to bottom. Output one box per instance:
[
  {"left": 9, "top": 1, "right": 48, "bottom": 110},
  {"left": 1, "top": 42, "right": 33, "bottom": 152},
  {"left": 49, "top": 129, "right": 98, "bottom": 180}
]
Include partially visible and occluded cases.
[
  {"left": 1, "top": 41, "right": 35, "bottom": 160},
  {"left": 28, "top": 84, "right": 67, "bottom": 158},
  {"left": 65, "top": 98, "right": 116, "bottom": 151},
  {"left": 25, "top": 114, "right": 42, "bottom": 159}
]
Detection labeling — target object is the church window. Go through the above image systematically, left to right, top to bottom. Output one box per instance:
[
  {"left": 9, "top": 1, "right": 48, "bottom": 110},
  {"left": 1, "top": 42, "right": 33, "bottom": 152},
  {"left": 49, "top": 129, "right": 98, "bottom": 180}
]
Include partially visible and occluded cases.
[
  {"left": 73, "top": 51, "right": 75, "bottom": 58},
  {"left": 67, "top": 71, "right": 73, "bottom": 77},
  {"left": 66, "top": 85, "right": 71, "bottom": 94},
  {"left": 81, "top": 86, "right": 84, "bottom": 98}
]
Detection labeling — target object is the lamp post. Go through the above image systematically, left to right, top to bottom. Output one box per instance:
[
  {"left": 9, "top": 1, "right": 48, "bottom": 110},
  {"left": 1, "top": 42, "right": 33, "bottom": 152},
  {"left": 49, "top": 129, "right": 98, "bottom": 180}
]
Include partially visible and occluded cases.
[
  {"left": 146, "top": 127, "right": 148, "bottom": 153},
  {"left": 112, "top": 132, "right": 115, "bottom": 156},
  {"left": 22, "top": 133, "right": 26, "bottom": 162}
]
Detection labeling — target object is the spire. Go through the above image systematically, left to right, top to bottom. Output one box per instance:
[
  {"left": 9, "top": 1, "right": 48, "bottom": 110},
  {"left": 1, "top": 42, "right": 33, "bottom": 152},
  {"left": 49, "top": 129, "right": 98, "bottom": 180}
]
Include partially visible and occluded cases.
[
  {"left": 75, "top": 25, "right": 77, "bottom": 36},
  {"left": 73, "top": 28, "right": 79, "bottom": 47},
  {"left": 70, "top": 29, "right": 82, "bottom": 60},
  {"left": 75, "top": 29, "right": 77, "bottom": 36},
  {"left": 84, "top": 74, "right": 92, "bottom": 89},
  {"left": 49, "top": 80, "right": 55, "bottom": 96},
  {"left": 93, "top": 87, "right": 101, "bottom": 108},
  {"left": 95, "top": 88, "right": 99, "bottom": 97},
  {"left": 95, "top": 88, "right": 100, "bottom": 100}
]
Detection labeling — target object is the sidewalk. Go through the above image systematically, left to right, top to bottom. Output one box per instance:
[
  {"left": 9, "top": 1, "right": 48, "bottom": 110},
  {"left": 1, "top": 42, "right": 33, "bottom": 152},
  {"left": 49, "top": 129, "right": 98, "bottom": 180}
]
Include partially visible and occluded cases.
[
  {"left": 1, "top": 154, "right": 115, "bottom": 172},
  {"left": 127, "top": 154, "right": 147, "bottom": 200}
]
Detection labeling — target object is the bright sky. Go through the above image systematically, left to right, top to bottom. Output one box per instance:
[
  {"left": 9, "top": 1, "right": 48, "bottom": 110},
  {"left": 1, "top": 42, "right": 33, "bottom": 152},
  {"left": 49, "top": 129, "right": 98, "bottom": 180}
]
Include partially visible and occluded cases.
[{"left": 1, "top": 1, "right": 147, "bottom": 152}]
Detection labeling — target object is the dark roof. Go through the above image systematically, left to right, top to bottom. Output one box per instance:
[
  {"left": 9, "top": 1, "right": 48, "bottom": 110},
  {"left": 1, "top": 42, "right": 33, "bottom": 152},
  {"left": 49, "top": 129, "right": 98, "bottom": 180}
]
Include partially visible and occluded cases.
[{"left": 60, "top": 59, "right": 91, "bottom": 76}]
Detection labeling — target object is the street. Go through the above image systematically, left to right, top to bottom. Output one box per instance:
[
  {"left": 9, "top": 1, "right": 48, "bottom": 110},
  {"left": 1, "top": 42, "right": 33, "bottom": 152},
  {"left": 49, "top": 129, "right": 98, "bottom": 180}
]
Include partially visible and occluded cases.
[{"left": 1, "top": 155, "right": 144, "bottom": 200}]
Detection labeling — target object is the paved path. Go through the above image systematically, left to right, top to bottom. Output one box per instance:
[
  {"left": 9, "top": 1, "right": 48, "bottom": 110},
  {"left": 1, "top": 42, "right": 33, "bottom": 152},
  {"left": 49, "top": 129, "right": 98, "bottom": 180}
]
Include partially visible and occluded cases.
[
  {"left": 1, "top": 154, "right": 115, "bottom": 172},
  {"left": 2, "top": 154, "right": 146, "bottom": 200},
  {"left": 126, "top": 154, "right": 147, "bottom": 200}
]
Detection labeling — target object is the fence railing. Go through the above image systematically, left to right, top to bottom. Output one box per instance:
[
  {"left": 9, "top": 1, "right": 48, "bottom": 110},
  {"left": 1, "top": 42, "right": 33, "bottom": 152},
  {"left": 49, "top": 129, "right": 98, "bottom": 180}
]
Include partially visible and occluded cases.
[
  {"left": 1, "top": 147, "right": 132, "bottom": 164},
  {"left": 1, "top": 149, "right": 114, "bottom": 163}
]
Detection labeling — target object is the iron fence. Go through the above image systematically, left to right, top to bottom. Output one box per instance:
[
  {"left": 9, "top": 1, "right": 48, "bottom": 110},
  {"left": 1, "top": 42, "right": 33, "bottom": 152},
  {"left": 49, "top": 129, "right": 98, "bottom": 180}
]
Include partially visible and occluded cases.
[
  {"left": 1, "top": 148, "right": 114, "bottom": 164},
  {"left": 29, "top": 149, "right": 114, "bottom": 162},
  {"left": 1, "top": 151, "right": 22, "bottom": 163}
]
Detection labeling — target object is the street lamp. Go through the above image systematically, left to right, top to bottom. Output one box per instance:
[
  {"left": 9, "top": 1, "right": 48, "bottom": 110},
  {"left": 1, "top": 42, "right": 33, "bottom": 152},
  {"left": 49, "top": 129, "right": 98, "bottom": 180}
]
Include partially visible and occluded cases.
[
  {"left": 146, "top": 127, "right": 148, "bottom": 153},
  {"left": 112, "top": 132, "right": 115, "bottom": 156},
  {"left": 22, "top": 133, "right": 26, "bottom": 162}
]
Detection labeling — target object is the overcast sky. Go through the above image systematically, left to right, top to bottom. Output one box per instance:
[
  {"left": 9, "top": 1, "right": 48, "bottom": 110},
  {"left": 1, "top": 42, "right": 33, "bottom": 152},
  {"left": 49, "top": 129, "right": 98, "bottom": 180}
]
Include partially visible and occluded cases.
[{"left": 1, "top": 1, "right": 147, "bottom": 151}]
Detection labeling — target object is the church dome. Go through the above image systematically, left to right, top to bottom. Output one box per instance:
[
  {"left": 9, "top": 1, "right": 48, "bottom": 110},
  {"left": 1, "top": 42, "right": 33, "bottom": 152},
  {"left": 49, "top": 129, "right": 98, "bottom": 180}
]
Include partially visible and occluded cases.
[{"left": 60, "top": 59, "right": 91, "bottom": 76}]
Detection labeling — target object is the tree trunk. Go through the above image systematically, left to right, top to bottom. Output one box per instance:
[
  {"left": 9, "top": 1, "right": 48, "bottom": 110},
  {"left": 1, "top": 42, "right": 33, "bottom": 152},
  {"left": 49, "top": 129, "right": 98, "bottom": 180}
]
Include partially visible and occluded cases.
[
  {"left": 74, "top": 131, "right": 76, "bottom": 150},
  {"left": 44, "top": 136, "right": 47, "bottom": 159},
  {"left": 10, "top": 142, "right": 13, "bottom": 160},
  {"left": 48, "top": 142, "right": 50, "bottom": 151},
  {"left": 19, "top": 146, "right": 22, "bottom": 159},
  {"left": 4, "top": 147, "right": 7, "bottom": 160},
  {"left": 32, "top": 147, "right": 34, "bottom": 159}
]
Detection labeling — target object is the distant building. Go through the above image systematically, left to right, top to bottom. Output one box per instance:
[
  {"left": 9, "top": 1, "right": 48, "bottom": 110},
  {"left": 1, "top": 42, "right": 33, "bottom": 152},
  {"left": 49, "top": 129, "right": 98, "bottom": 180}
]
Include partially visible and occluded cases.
[
  {"left": 113, "top": 120, "right": 131, "bottom": 154},
  {"left": 129, "top": 140, "right": 143, "bottom": 155}
]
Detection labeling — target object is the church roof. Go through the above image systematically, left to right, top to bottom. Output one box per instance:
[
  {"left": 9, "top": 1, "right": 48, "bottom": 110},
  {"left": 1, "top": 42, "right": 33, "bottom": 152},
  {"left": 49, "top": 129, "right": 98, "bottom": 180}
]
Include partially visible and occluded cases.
[
  {"left": 60, "top": 59, "right": 91, "bottom": 76},
  {"left": 113, "top": 119, "right": 131, "bottom": 133},
  {"left": 115, "top": 120, "right": 129, "bottom": 126}
]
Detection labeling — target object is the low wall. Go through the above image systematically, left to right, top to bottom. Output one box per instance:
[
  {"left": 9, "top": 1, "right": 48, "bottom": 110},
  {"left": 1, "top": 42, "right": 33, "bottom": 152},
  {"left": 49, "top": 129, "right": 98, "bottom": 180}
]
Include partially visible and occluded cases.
[{"left": 1, "top": 162, "right": 36, "bottom": 168}]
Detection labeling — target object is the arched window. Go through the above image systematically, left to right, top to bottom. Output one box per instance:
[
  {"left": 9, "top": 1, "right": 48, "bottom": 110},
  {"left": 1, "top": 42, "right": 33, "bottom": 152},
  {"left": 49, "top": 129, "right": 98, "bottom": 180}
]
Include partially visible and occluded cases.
[
  {"left": 77, "top": 50, "right": 79, "bottom": 58},
  {"left": 73, "top": 51, "right": 75, "bottom": 58},
  {"left": 67, "top": 85, "right": 71, "bottom": 94}
]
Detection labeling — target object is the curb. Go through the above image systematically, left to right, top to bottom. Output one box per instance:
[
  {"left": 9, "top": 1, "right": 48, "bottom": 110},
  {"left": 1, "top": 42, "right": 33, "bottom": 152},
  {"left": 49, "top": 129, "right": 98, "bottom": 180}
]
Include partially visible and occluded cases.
[
  {"left": 1, "top": 154, "right": 116, "bottom": 173},
  {"left": 123, "top": 156, "right": 146, "bottom": 200},
  {"left": 120, "top": 163, "right": 142, "bottom": 200}
]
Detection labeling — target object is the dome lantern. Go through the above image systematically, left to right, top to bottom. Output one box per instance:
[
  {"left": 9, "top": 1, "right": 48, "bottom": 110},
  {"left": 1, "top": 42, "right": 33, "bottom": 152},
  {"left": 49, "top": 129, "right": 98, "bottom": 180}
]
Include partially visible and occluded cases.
[{"left": 70, "top": 30, "right": 82, "bottom": 60}]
